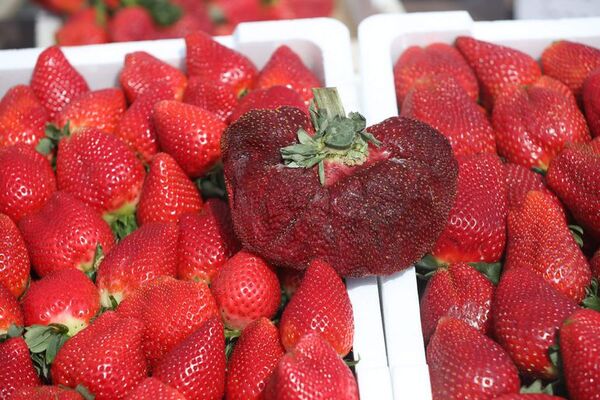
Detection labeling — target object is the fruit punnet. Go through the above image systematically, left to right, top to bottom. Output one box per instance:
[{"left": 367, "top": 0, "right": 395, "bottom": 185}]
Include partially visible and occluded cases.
[{"left": 222, "top": 88, "right": 458, "bottom": 277}]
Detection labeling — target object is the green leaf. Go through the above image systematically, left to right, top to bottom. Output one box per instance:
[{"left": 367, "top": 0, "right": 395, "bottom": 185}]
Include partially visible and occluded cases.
[
  {"left": 138, "top": 0, "right": 182, "bottom": 26},
  {"left": 297, "top": 129, "right": 315, "bottom": 145},
  {"left": 318, "top": 161, "right": 325, "bottom": 185},
  {"left": 531, "top": 166, "right": 547, "bottom": 176},
  {"left": 110, "top": 214, "right": 138, "bottom": 241},
  {"left": 568, "top": 224, "right": 584, "bottom": 247},
  {"left": 415, "top": 254, "right": 442, "bottom": 270},
  {"left": 469, "top": 262, "right": 502, "bottom": 285},
  {"left": 583, "top": 279, "right": 600, "bottom": 311},
  {"left": 7, "top": 324, "right": 24, "bottom": 338},
  {"left": 224, "top": 328, "right": 241, "bottom": 340},
  {"left": 344, "top": 354, "right": 360, "bottom": 368},
  {"left": 521, "top": 379, "right": 555, "bottom": 394},
  {"left": 75, "top": 385, "right": 96, "bottom": 400}
]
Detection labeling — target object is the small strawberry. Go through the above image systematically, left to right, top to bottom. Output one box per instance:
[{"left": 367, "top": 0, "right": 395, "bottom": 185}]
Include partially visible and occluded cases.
[
  {"left": 108, "top": 6, "right": 156, "bottom": 43},
  {"left": 56, "top": 7, "right": 108, "bottom": 47},
  {"left": 30, "top": 46, "right": 89, "bottom": 119},
  {"left": 583, "top": 68, "right": 600, "bottom": 137},
  {"left": 183, "top": 78, "right": 238, "bottom": 123},
  {"left": 0, "top": 85, "right": 48, "bottom": 148},
  {"left": 229, "top": 85, "right": 307, "bottom": 123},
  {"left": 55, "top": 88, "right": 126, "bottom": 134},
  {"left": 153, "top": 100, "right": 226, "bottom": 178},
  {"left": 137, "top": 153, "right": 203, "bottom": 225},
  {"left": 504, "top": 162, "right": 550, "bottom": 209},
  {"left": 19, "top": 192, "right": 115, "bottom": 278},
  {"left": 0, "top": 215, "right": 29, "bottom": 297},
  {"left": 211, "top": 250, "right": 280, "bottom": 330},
  {"left": 279, "top": 259, "right": 353, "bottom": 356},
  {"left": 0, "top": 284, "right": 24, "bottom": 335},
  {"left": 153, "top": 317, "right": 226, "bottom": 400},
  {"left": 427, "top": 317, "right": 520, "bottom": 400},
  {"left": 264, "top": 333, "right": 358, "bottom": 400},
  {"left": 0, "top": 338, "right": 41, "bottom": 399},
  {"left": 125, "top": 378, "right": 186, "bottom": 400},
  {"left": 11, "top": 386, "right": 84, "bottom": 400}
]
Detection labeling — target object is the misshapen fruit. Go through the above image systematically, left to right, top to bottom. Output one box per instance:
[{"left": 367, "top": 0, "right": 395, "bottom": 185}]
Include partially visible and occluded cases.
[
  {"left": 583, "top": 68, "right": 600, "bottom": 137},
  {"left": 183, "top": 78, "right": 238, "bottom": 123},
  {"left": 0, "top": 85, "right": 48, "bottom": 148},
  {"left": 229, "top": 85, "right": 307, "bottom": 123},
  {"left": 55, "top": 88, "right": 126, "bottom": 134},
  {"left": 504, "top": 163, "right": 551, "bottom": 210},
  {"left": 0, "top": 214, "right": 30, "bottom": 298},
  {"left": 0, "top": 284, "right": 24, "bottom": 335},
  {"left": 0, "top": 338, "right": 41, "bottom": 400},
  {"left": 125, "top": 378, "right": 186, "bottom": 400},
  {"left": 11, "top": 386, "right": 84, "bottom": 400}
]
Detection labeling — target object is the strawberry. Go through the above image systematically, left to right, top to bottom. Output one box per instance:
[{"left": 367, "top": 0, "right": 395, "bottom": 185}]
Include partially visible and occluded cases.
[
  {"left": 33, "top": 0, "right": 85, "bottom": 14},
  {"left": 208, "top": 0, "right": 263, "bottom": 25},
  {"left": 263, "top": 0, "right": 333, "bottom": 19},
  {"left": 108, "top": 6, "right": 156, "bottom": 43},
  {"left": 56, "top": 7, "right": 109, "bottom": 47},
  {"left": 154, "top": 13, "right": 214, "bottom": 39},
  {"left": 185, "top": 31, "right": 258, "bottom": 97},
  {"left": 455, "top": 36, "right": 541, "bottom": 109},
  {"left": 541, "top": 40, "right": 600, "bottom": 97},
  {"left": 394, "top": 42, "right": 478, "bottom": 106},
  {"left": 254, "top": 45, "right": 322, "bottom": 104},
  {"left": 30, "top": 46, "right": 89, "bottom": 119},
  {"left": 120, "top": 51, "right": 187, "bottom": 103},
  {"left": 583, "top": 68, "right": 600, "bottom": 137},
  {"left": 534, "top": 74, "right": 577, "bottom": 98},
  {"left": 401, "top": 75, "right": 496, "bottom": 156},
  {"left": 493, "top": 76, "right": 591, "bottom": 170},
  {"left": 183, "top": 78, "right": 238, "bottom": 123},
  {"left": 0, "top": 85, "right": 48, "bottom": 148},
  {"left": 229, "top": 85, "right": 307, "bottom": 123},
  {"left": 55, "top": 88, "right": 126, "bottom": 134},
  {"left": 153, "top": 100, "right": 226, "bottom": 178},
  {"left": 56, "top": 127, "right": 145, "bottom": 220},
  {"left": 547, "top": 139, "right": 600, "bottom": 240},
  {"left": 137, "top": 153, "right": 203, "bottom": 225},
  {"left": 432, "top": 154, "right": 507, "bottom": 264},
  {"left": 504, "top": 162, "right": 550, "bottom": 209},
  {"left": 19, "top": 192, "right": 115, "bottom": 278},
  {"left": 177, "top": 199, "right": 240, "bottom": 284},
  {"left": 0, "top": 215, "right": 29, "bottom": 297},
  {"left": 96, "top": 222, "right": 178, "bottom": 307},
  {"left": 592, "top": 249, "right": 600, "bottom": 279},
  {"left": 211, "top": 250, "right": 280, "bottom": 330},
  {"left": 280, "top": 259, "right": 353, "bottom": 356},
  {"left": 420, "top": 262, "right": 493, "bottom": 343},
  {"left": 278, "top": 267, "right": 304, "bottom": 298},
  {"left": 493, "top": 267, "right": 579, "bottom": 380},
  {"left": 0, "top": 284, "right": 24, "bottom": 335},
  {"left": 560, "top": 308, "right": 600, "bottom": 400},
  {"left": 52, "top": 311, "right": 147, "bottom": 400},
  {"left": 153, "top": 317, "right": 226, "bottom": 400},
  {"left": 226, "top": 317, "right": 285, "bottom": 400},
  {"left": 427, "top": 317, "right": 520, "bottom": 400},
  {"left": 264, "top": 333, "right": 358, "bottom": 400},
  {"left": 0, "top": 337, "right": 41, "bottom": 399},
  {"left": 125, "top": 378, "right": 186, "bottom": 400},
  {"left": 11, "top": 386, "right": 84, "bottom": 400},
  {"left": 495, "top": 395, "right": 566, "bottom": 400}
]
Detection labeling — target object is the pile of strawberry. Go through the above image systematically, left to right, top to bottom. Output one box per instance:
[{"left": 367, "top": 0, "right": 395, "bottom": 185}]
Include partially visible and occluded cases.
[
  {"left": 36, "top": 0, "right": 334, "bottom": 46},
  {"left": 0, "top": 32, "right": 359, "bottom": 399},
  {"left": 394, "top": 38, "right": 600, "bottom": 399}
]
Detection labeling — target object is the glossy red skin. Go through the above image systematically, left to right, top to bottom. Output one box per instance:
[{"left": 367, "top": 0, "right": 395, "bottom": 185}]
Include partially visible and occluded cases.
[
  {"left": 108, "top": 7, "right": 156, "bottom": 43},
  {"left": 56, "top": 8, "right": 108, "bottom": 47},
  {"left": 154, "top": 13, "right": 214, "bottom": 39},
  {"left": 185, "top": 31, "right": 258, "bottom": 97},
  {"left": 455, "top": 36, "right": 541, "bottom": 109},
  {"left": 394, "top": 42, "right": 478, "bottom": 106},
  {"left": 30, "top": 46, "right": 89, "bottom": 119},
  {"left": 583, "top": 68, "right": 600, "bottom": 137},
  {"left": 401, "top": 75, "right": 495, "bottom": 156},
  {"left": 183, "top": 78, "right": 238, "bottom": 123},
  {"left": 0, "top": 85, "right": 48, "bottom": 148},
  {"left": 229, "top": 85, "right": 307, "bottom": 123},
  {"left": 55, "top": 88, "right": 126, "bottom": 134},
  {"left": 154, "top": 100, "right": 226, "bottom": 178},
  {"left": 223, "top": 110, "right": 457, "bottom": 276},
  {"left": 56, "top": 127, "right": 145, "bottom": 216},
  {"left": 547, "top": 139, "right": 600, "bottom": 240},
  {"left": 137, "top": 153, "right": 203, "bottom": 225},
  {"left": 432, "top": 154, "right": 507, "bottom": 263},
  {"left": 504, "top": 162, "right": 550, "bottom": 210},
  {"left": 19, "top": 192, "right": 115, "bottom": 277},
  {"left": 177, "top": 199, "right": 240, "bottom": 284},
  {"left": 0, "top": 215, "right": 29, "bottom": 297},
  {"left": 592, "top": 248, "right": 600, "bottom": 279},
  {"left": 211, "top": 250, "right": 280, "bottom": 330},
  {"left": 279, "top": 259, "right": 353, "bottom": 356},
  {"left": 420, "top": 262, "right": 493, "bottom": 343},
  {"left": 492, "top": 268, "right": 579, "bottom": 380},
  {"left": 0, "top": 284, "right": 24, "bottom": 334},
  {"left": 52, "top": 312, "right": 147, "bottom": 400},
  {"left": 154, "top": 317, "right": 226, "bottom": 400},
  {"left": 427, "top": 318, "right": 520, "bottom": 400},
  {"left": 264, "top": 333, "right": 358, "bottom": 400},
  {"left": 0, "top": 338, "right": 41, "bottom": 399},
  {"left": 125, "top": 378, "right": 186, "bottom": 400},
  {"left": 11, "top": 386, "right": 84, "bottom": 400}
]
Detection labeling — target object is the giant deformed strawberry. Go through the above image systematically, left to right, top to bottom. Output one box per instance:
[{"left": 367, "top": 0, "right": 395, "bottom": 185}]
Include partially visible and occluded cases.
[{"left": 222, "top": 88, "right": 457, "bottom": 276}]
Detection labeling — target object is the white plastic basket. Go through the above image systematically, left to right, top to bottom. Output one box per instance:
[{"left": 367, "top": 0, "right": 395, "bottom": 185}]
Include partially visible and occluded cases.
[{"left": 0, "top": 17, "right": 393, "bottom": 400}]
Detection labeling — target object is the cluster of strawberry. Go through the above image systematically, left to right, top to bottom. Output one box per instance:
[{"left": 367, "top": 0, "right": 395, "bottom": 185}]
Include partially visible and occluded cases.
[
  {"left": 0, "top": 32, "right": 358, "bottom": 399},
  {"left": 394, "top": 38, "right": 600, "bottom": 399}
]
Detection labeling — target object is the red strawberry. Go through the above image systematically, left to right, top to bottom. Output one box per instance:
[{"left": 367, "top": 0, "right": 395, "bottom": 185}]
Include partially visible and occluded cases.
[
  {"left": 33, "top": 0, "right": 84, "bottom": 14},
  {"left": 209, "top": 0, "right": 263, "bottom": 25},
  {"left": 262, "top": 0, "right": 333, "bottom": 19},
  {"left": 108, "top": 6, "right": 156, "bottom": 43},
  {"left": 56, "top": 7, "right": 109, "bottom": 47},
  {"left": 154, "top": 13, "right": 214, "bottom": 39},
  {"left": 185, "top": 31, "right": 258, "bottom": 97},
  {"left": 455, "top": 36, "right": 541, "bottom": 109},
  {"left": 541, "top": 41, "right": 600, "bottom": 97},
  {"left": 394, "top": 42, "right": 478, "bottom": 105},
  {"left": 254, "top": 45, "right": 322, "bottom": 104},
  {"left": 30, "top": 46, "right": 89, "bottom": 119},
  {"left": 120, "top": 51, "right": 187, "bottom": 103},
  {"left": 583, "top": 68, "right": 600, "bottom": 137},
  {"left": 401, "top": 75, "right": 496, "bottom": 156},
  {"left": 183, "top": 78, "right": 238, "bottom": 123},
  {"left": 0, "top": 85, "right": 48, "bottom": 148},
  {"left": 229, "top": 85, "right": 307, "bottom": 123},
  {"left": 55, "top": 88, "right": 126, "bottom": 134},
  {"left": 154, "top": 100, "right": 226, "bottom": 178},
  {"left": 56, "top": 127, "right": 145, "bottom": 219},
  {"left": 137, "top": 153, "right": 203, "bottom": 225},
  {"left": 432, "top": 154, "right": 507, "bottom": 264},
  {"left": 504, "top": 162, "right": 550, "bottom": 209},
  {"left": 19, "top": 192, "right": 115, "bottom": 277},
  {"left": 177, "top": 199, "right": 240, "bottom": 284},
  {"left": 0, "top": 215, "right": 29, "bottom": 297},
  {"left": 96, "top": 222, "right": 177, "bottom": 307},
  {"left": 592, "top": 249, "right": 600, "bottom": 279},
  {"left": 211, "top": 250, "right": 280, "bottom": 330},
  {"left": 279, "top": 259, "right": 353, "bottom": 356},
  {"left": 278, "top": 267, "right": 304, "bottom": 298},
  {"left": 493, "top": 267, "right": 579, "bottom": 379},
  {"left": 0, "top": 284, "right": 24, "bottom": 335},
  {"left": 560, "top": 308, "right": 600, "bottom": 400},
  {"left": 52, "top": 311, "right": 147, "bottom": 400},
  {"left": 153, "top": 317, "right": 226, "bottom": 400},
  {"left": 226, "top": 317, "right": 285, "bottom": 400},
  {"left": 427, "top": 317, "right": 520, "bottom": 400},
  {"left": 264, "top": 333, "right": 358, "bottom": 400},
  {"left": 0, "top": 337, "right": 41, "bottom": 399},
  {"left": 125, "top": 378, "right": 186, "bottom": 400},
  {"left": 11, "top": 386, "right": 84, "bottom": 400},
  {"left": 495, "top": 395, "right": 566, "bottom": 400}
]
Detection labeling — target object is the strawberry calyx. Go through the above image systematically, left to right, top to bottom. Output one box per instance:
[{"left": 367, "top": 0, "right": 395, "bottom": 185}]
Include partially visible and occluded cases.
[
  {"left": 124, "top": 0, "right": 182, "bottom": 26},
  {"left": 36, "top": 121, "right": 71, "bottom": 157},
  {"left": 105, "top": 202, "right": 139, "bottom": 241},
  {"left": 568, "top": 224, "right": 584, "bottom": 247},
  {"left": 415, "top": 254, "right": 502, "bottom": 284},
  {"left": 469, "top": 262, "right": 502, "bottom": 285},
  {"left": 582, "top": 279, "right": 600, "bottom": 311},
  {"left": 25, "top": 323, "right": 70, "bottom": 380},
  {"left": 0, "top": 324, "right": 24, "bottom": 342},
  {"left": 74, "top": 384, "right": 95, "bottom": 400}
]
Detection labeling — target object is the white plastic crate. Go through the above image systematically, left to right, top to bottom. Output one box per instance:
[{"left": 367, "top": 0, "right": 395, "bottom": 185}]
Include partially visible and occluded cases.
[
  {"left": 358, "top": 10, "right": 600, "bottom": 400},
  {"left": 0, "top": 17, "right": 392, "bottom": 400}
]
